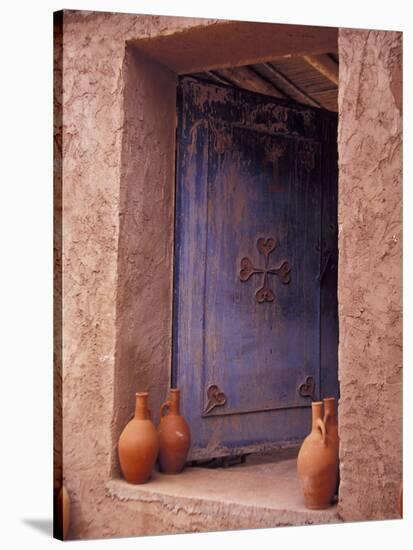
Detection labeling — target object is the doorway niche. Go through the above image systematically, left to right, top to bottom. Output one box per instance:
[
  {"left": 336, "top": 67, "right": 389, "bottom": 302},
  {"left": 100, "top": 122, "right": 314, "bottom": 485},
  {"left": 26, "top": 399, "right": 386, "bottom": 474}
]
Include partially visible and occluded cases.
[{"left": 111, "top": 22, "right": 339, "bottom": 477}]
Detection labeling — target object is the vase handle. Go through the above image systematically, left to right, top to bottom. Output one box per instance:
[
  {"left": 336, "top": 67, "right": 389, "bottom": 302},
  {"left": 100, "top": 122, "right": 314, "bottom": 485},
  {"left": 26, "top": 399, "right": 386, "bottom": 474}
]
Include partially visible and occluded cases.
[
  {"left": 160, "top": 400, "right": 171, "bottom": 417},
  {"left": 323, "top": 411, "right": 330, "bottom": 432},
  {"left": 317, "top": 417, "right": 326, "bottom": 444}
]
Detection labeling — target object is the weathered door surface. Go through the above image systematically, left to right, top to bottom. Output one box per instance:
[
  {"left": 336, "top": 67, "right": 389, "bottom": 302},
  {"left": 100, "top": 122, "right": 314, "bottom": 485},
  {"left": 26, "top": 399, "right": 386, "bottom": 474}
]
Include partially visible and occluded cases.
[{"left": 173, "top": 76, "right": 338, "bottom": 460}]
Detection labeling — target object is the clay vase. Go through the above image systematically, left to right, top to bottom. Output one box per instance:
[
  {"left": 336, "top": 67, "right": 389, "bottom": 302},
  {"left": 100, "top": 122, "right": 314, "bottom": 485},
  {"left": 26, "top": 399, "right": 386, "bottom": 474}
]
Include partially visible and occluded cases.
[
  {"left": 158, "top": 389, "right": 190, "bottom": 474},
  {"left": 118, "top": 392, "right": 159, "bottom": 484},
  {"left": 323, "top": 397, "right": 339, "bottom": 494},
  {"left": 297, "top": 401, "right": 338, "bottom": 509},
  {"left": 57, "top": 485, "right": 70, "bottom": 539}
]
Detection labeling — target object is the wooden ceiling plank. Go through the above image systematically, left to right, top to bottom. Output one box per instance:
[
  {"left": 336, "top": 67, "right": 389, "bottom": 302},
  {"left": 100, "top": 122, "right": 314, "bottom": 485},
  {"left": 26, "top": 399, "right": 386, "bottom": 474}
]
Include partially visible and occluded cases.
[
  {"left": 303, "top": 54, "right": 339, "bottom": 86},
  {"left": 265, "top": 57, "right": 335, "bottom": 94},
  {"left": 263, "top": 63, "right": 322, "bottom": 108},
  {"left": 246, "top": 65, "right": 290, "bottom": 99},
  {"left": 215, "top": 66, "right": 287, "bottom": 99},
  {"left": 205, "top": 71, "right": 233, "bottom": 85},
  {"left": 309, "top": 89, "right": 338, "bottom": 112}
]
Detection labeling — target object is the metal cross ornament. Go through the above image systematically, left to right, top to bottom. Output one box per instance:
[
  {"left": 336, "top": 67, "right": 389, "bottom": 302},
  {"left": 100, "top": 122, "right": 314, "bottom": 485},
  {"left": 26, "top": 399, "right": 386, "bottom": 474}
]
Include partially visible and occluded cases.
[{"left": 239, "top": 237, "right": 291, "bottom": 303}]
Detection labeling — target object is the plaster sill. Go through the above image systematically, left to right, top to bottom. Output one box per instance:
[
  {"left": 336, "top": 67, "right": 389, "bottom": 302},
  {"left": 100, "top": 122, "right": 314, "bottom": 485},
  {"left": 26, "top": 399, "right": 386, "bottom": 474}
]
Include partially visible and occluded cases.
[{"left": 106, "top": 447, "right": 341, "bottom": 532}]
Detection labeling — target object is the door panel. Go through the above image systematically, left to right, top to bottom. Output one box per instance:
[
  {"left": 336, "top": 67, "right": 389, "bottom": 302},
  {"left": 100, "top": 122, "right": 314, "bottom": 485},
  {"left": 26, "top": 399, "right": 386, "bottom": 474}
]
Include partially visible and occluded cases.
[
  {"left": 173, "top": 77, "right": 338, "bottom": 459},
  {"left": 204, "top": 128, "right": 321, "bottom": 416}
]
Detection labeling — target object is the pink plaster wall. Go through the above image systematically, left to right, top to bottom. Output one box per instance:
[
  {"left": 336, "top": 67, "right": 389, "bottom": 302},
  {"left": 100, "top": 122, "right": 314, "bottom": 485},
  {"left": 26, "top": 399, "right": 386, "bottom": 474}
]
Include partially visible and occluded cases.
[
  {"left": 58, "top": 10, "right": 218, "bottom": 539},
  {"left": 337, "top": 29, "right": 402, "bottom": 521},
  {"left": 111, "top": 46, "right": 178, "bottom": 475}
]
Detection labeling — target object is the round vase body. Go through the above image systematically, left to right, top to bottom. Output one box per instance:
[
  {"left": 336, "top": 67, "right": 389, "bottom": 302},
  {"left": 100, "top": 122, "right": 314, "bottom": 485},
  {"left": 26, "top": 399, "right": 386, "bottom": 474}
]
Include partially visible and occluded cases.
[
  {"left": 158, "top": 389, "right": 190, "bottom": 474},
  {"left": 118, "top": 393, "right": 159, "bottom": 484},
  {"left": 297, "top": 401, "right": 338, "bottom": 509}
]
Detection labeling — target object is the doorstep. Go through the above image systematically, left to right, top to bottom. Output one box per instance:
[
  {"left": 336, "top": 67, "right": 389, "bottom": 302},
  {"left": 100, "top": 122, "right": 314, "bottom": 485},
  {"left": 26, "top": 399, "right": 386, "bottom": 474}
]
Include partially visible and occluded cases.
[{"left": 106, "top": 446, "right": 341, "bottom": 534}]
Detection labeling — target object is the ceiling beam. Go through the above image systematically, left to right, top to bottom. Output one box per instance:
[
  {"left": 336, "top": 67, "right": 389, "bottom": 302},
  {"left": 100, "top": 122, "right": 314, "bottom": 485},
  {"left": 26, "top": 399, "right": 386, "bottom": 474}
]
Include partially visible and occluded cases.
[
  {"left": 132, "top": 21, "right": 338, "bottom": 75},
  {"left": 303, "top": 54, "right": 339, "bottom": 86},
  {"left": 262, "top": 63, "right": 322, "bottom": 108},
  {"left": 214, "top": 66, "right": 287, "bottom": 99},
  {"left": 205, "top": 71, "right": 233, "bottom": 86}
]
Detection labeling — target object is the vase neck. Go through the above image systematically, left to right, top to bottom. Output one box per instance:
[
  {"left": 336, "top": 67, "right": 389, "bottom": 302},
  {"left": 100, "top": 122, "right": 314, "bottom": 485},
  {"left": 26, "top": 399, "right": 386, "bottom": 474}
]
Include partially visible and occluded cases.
[
  {"left": 168, "top": 389, "right": 181, "bottom": 415},
  {"left": 134, "top": 392, "right": 149, "bottom": 420},
  {"left": 323, "top": 397, "right": 336, "bottom": 421},
  {"left": 311, "top": 401, "right": 323, "bottom": 431}
]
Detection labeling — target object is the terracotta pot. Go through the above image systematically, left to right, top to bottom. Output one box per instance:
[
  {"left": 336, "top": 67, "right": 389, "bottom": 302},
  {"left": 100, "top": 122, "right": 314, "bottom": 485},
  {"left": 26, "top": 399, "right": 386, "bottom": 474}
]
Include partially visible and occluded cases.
[
  {"left": 158, "top": 389, "right": 190, "bottom": 474},
  {"left": 118, "top": 392, "right": 159, "bottom": 484},
  {"left": 323, "top": 397, "right": 339, "bottom": 494},
  {"left": 297, "top": 401, "right": 338, "bottom": 509},
  {"left": 57, "top": 485, "right": 70, "bottom": 539}
]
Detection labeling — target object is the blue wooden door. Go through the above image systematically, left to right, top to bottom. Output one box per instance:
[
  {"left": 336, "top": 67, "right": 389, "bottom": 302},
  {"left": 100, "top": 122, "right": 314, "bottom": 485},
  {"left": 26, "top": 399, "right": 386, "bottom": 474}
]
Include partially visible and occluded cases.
[{"left": 173, "top": 77, "right": 338, "bottom": 460}]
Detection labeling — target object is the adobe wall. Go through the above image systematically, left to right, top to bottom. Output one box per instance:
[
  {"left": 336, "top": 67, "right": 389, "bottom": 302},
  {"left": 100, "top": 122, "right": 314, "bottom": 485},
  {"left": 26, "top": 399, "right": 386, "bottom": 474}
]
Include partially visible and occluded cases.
[
  {"left": 58, "top": 10, "right": 218, "bottom": 539},
  {"left": 337, "top": 29, "right": 402, "bottom": 520},
  {"left": 111, "top": 46, "right": 178, "bottom": 476}
]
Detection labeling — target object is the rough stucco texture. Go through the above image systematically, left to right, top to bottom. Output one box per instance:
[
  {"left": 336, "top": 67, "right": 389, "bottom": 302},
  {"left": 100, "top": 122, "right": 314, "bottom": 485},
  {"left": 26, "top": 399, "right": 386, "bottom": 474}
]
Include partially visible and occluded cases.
[
  {"left": 60, "top": 11, "right": 218, "bottom": 540},
  {"left": 337, "top": 29, "right": 402, "bottom": 521},
  {"left": 111, "top": 46, "right": 177, "bottom": 475}
]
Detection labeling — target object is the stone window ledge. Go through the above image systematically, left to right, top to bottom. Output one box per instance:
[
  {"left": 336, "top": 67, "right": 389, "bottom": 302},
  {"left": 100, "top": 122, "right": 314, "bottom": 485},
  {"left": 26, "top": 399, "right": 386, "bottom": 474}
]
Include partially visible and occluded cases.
[{"left": 106, "top": 447, "right": 341, "bottom": 532}]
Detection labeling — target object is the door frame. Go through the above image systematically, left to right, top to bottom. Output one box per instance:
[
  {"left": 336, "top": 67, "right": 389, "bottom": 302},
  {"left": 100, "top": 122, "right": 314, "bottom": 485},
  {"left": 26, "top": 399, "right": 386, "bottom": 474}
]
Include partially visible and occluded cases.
[{"left": 112, "top": 21, "right": 340, "bottom": 469}]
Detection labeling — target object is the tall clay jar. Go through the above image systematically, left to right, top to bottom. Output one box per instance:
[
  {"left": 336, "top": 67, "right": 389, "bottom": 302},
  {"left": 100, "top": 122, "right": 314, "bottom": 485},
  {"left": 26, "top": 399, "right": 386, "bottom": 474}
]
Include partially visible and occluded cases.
[
  {"left": 158, "top": 389, "right": 190, "bottom": 474},
  {"left": 118, "top": 392, "right": 159, "bottom": 484},
  {"left": 323, "top": 397, "right": 339, "bottom": 493},
  {"left": 297, "top": 401, "right": 338, "bottom": 509}
]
